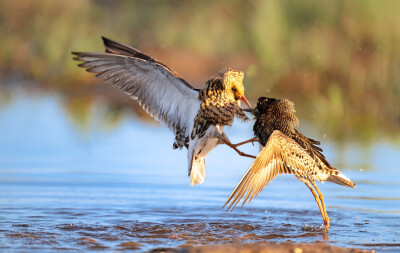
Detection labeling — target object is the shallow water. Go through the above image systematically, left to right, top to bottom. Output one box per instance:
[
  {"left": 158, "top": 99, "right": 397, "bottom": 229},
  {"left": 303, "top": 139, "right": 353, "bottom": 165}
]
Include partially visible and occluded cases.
[{"left": 0, "top": 89, "right": 399, "bottom": 252}]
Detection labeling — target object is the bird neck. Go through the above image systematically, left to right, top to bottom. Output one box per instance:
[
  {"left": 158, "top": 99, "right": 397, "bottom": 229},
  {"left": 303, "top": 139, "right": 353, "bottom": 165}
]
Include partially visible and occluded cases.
[
  {"left": 199, "top": 78, "right": 237, "bottom": 105},
  {"left": 200, "top": 78, "right": 222, "bottom": 99}
]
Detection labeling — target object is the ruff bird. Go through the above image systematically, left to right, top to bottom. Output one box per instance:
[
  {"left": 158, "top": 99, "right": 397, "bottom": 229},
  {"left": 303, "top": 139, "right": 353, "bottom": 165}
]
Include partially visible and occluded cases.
[
  {"left": 72, "top": 37, "right": 254, "bottom": 186},
  {"left": 224, "top": 97, "right": 355, "bottom": 231}
]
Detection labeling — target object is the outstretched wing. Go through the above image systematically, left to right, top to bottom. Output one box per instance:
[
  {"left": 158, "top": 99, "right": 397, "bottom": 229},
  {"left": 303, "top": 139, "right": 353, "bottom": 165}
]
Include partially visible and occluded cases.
[
  {"left": 72, "top": 37, "right": 200, "bottom": 137},
  {"left": 224, "top": 130, "right": 319, "bottom": 211}
]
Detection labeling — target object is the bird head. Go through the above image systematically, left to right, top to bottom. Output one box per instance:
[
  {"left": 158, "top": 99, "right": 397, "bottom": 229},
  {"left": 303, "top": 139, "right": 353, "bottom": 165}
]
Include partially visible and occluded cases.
[
  {"left": 218, "top": 68, "right": 251, "bottom": 108},
  {"left": 255, "top": 96, "right": 299, "bottom": 127},
  {"left": 254, "top": 97, "right": 277, "bottom": 116}
]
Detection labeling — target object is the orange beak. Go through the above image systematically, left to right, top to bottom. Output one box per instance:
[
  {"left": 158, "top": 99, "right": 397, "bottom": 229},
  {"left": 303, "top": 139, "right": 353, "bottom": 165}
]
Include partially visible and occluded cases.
[{"left": 240, "top": 96, "right": 252, "bottom": 108}]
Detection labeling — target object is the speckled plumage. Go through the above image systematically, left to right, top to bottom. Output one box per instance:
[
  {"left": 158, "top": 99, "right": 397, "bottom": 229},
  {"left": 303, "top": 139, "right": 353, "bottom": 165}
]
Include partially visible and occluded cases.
[
  {"left": 187, "top": 69, "right": 250, "bottom": 186},
  {"left": 191, "top": 73, "right": 249, "bottom": 140},
  {"left": 224, "top": 96, "right": 355, "bottom": 232},
  {"left": 253, "top": 97, "right": 298, "bottom": 146}
]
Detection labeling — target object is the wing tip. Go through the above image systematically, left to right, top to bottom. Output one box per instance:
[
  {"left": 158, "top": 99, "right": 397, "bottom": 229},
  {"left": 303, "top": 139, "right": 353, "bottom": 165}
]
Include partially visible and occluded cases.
[
  {"left": 101, "top": 36, "right": 113, "bottom": 47},
  {"left": 71, "top": 51, "right": 92, "bottom": 61},
  {"left": 71, "top": 51, "right": 84, "bottom": 60},
  {"left": 71, "top": 52, "right": 85, "bottom": 63},
  {"left": 223, "top": 185, "right": 243, "bottom": 212}
]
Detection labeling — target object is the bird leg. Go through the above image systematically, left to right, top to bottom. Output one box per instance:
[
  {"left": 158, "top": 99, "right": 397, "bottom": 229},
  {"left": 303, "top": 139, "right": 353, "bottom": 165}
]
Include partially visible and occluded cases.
[
  {"left": 218, "top": 134, "right": 256, "bottom": 159},
  {"left": 231, "top": 137, "right": 259, "bottom": 147},
  {"left": 222, "top": 139, "right": 257, "bottom": 159},
  {"left": 304, "top": 181, "right": 330, "bottom": 233},
  {"left": 311, "top": 181, "right": 330, "bottom": 231}
]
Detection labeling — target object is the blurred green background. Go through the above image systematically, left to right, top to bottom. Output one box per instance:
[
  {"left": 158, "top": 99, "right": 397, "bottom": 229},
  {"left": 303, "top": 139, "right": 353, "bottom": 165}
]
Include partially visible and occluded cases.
[{"left": 1, "top": 0, "right": 399, "bottom": 144}]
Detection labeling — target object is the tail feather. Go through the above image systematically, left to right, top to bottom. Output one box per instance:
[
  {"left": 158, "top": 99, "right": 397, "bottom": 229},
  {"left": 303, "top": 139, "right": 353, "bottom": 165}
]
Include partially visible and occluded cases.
[
  {"left": 188, "top": 151, "right": 206, "bottom": 186},
  {"left": 327, "top": 172, "right": 355, "bottom": 188}
]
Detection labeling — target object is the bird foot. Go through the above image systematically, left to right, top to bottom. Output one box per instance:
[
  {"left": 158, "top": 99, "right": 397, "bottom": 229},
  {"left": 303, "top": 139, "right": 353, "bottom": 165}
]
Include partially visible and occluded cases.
[
  {"left": 323, "top": 221, "right": 330, "bottom": 234},
  {"left": 323, "top": 229, "right": 330, "bottom": 240}
]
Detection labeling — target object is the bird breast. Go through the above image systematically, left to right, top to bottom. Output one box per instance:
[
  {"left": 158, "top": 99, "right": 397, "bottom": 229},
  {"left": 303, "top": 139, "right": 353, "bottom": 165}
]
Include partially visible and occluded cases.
[
  {"left": 200, "top": 98, "right": 237, "bottom": 125},
  {"left": 190, "top": 125, "right": 223, "bottom": 157}
]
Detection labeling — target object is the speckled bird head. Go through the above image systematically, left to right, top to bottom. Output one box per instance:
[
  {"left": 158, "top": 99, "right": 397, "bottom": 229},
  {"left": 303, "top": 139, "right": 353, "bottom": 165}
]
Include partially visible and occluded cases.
[
  {"left": 217, "top": 68, "right": 251, "bottom": 108},
  {"left": 254, "top": 97, "right": 277, "bottom": 116},
  {"left": 255, "top": 97, "right": 299, "bottom": 128}
]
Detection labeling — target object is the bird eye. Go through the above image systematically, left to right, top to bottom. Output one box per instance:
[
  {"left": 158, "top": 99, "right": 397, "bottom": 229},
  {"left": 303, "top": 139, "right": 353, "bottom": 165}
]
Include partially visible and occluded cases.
[{"left": 231, "top": 87, "right": 238, "bottom": 92}]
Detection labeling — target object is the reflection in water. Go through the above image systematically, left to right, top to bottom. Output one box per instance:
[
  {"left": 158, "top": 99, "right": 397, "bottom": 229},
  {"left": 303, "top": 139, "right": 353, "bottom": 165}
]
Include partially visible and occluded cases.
[{"left": 0, "top": 88, "right": 399, "bottom": 252}]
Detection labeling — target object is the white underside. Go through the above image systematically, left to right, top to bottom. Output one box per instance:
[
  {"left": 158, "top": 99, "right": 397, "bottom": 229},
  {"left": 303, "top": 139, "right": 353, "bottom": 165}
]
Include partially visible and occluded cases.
[{"left": 188, "top": 125, "right": 224, "bottom": 186}]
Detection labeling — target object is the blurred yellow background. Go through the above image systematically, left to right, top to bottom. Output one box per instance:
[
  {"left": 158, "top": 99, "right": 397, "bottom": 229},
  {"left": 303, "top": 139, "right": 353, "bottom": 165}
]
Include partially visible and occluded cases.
[{"left": 0, "top": 0, "right": 399, "bottom": 144}]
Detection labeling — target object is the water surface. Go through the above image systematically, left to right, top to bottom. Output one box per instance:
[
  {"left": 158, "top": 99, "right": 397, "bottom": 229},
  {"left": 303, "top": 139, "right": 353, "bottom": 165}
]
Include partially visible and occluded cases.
[{"left": 0, "top": 89, "right": 399, "bottom": 252}]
